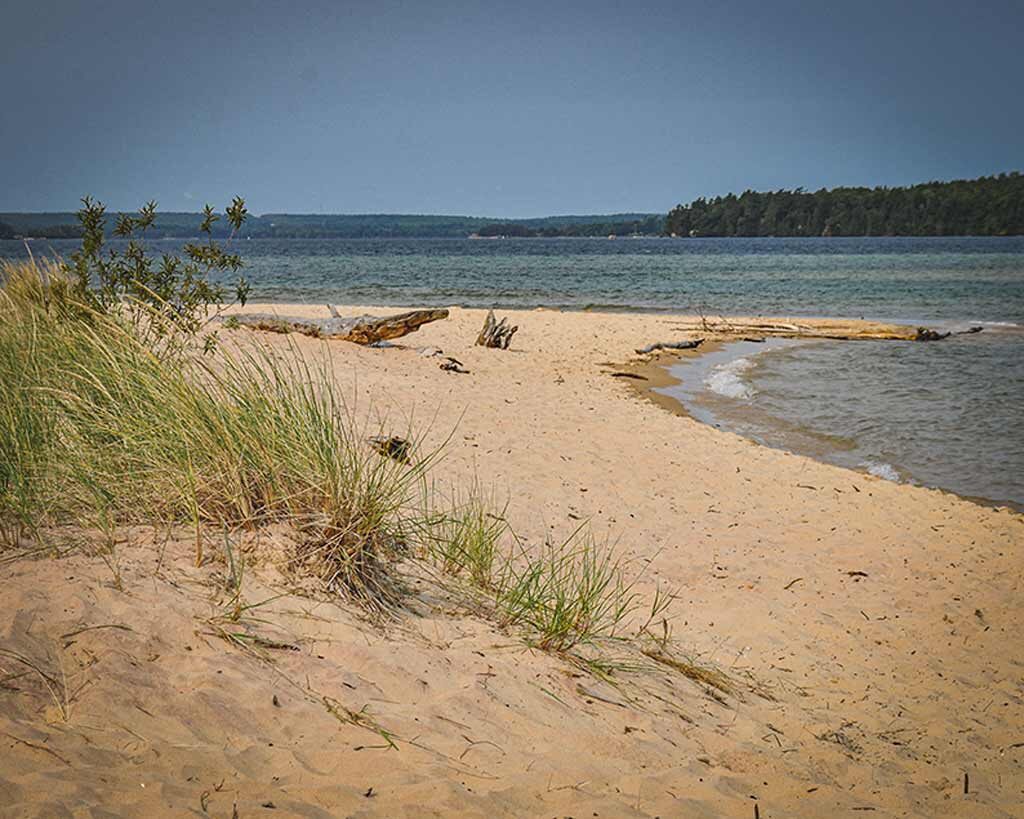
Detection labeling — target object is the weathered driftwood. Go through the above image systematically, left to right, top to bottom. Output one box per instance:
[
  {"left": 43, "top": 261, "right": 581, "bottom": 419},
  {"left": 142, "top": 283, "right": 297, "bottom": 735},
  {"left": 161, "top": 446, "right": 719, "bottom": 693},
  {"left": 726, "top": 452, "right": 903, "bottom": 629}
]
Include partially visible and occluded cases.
[
  {"left": 229, "top": 308, "right": 448, "bottom": 345},
  {"left": 476, "top": 310, "right": 518, "bottom": 349},
  {"left": 668, "top": 320, "right": 916, "bottom": 340},
  {"left": 635, "top": 339, "right": 704, "bottom": 355}
]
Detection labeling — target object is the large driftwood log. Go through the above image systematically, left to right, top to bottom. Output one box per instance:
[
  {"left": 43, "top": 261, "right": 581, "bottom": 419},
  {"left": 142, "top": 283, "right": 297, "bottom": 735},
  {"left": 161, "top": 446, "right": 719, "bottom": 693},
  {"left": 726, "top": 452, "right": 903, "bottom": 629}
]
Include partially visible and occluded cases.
[
  {"left": 228, "top": 308, "right": 448, "bottom": 345},
  {"left": 476, "top": 310, "right": 518, "bottom": 349},
  {"left": 635, "top": 339, "right": 704, "bottom": 355}
]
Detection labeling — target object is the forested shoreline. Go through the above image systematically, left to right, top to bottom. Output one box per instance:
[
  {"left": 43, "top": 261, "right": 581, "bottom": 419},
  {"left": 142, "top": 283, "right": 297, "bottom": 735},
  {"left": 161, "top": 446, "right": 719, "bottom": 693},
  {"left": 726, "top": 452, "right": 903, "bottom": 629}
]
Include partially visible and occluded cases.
[
  {"left": 2, "top": 173, "right": 1021, "bottom": 240},
  {"left": 666, "top": 173, "right": 1023, "bottom": 237}
]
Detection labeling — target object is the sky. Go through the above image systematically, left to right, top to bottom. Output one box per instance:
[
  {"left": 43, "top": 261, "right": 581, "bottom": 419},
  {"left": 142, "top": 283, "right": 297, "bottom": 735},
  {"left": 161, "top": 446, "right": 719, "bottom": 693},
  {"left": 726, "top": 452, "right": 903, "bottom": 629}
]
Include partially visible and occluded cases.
[{"left": 2, "top": 0, "right": 1022, "bottom": 216}]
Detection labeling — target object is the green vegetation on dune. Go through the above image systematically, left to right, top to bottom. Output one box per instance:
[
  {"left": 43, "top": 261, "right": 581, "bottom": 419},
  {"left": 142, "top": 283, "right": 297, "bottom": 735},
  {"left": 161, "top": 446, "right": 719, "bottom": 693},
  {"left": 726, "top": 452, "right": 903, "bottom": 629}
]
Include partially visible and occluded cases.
[
  {"left": 667, "top": 172, "right": 1024, "bottom": 237},
  {"left": 0, "top": 194, "right": 689, "bottom": 660},
  {"left": 0, "top": 258, "right": 683, "bottom": 657},
  {"left": 0, "top": 260, "right": 427, "bottom": 608}
]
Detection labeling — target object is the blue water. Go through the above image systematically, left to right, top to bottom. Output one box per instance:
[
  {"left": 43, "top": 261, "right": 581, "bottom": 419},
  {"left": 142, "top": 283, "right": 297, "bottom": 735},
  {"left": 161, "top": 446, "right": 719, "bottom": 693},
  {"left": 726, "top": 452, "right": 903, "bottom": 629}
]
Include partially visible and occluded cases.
[
  {"left": 4, "top": 235, "right": 1023, "bottom": 505},
  {"left": 5, "top": 236, "right": 1024, "bottom": 323},
  {"left": 660, "top": 332, "right": 1024, "bottom": 507}
]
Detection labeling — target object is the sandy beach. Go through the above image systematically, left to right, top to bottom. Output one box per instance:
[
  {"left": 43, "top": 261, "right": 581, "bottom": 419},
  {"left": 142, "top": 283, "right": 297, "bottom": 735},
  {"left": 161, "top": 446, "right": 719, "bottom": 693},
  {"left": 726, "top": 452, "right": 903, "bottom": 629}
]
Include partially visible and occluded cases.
[{"left": 2, "top": 304, "right": 1022, "bottom": 818}]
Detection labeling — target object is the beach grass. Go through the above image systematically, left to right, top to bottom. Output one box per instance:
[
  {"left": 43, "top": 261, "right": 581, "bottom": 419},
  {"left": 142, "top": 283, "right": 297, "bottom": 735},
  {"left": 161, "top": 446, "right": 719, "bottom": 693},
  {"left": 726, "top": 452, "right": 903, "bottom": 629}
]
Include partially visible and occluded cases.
[
  {"left": 0, "top": 259, "right": 428, "bottom": 612},
  {"left": 1, "top": 259, "right": 722, "bottom": 693},
  {"left": 418, "top": 483, "right": 508, "bottom": 589},
  {"left": 422, "top": 490, "right": 672, "bottom": 653},
  {"left": 493, "top": 528, "right": 650, "bottom": 652}
]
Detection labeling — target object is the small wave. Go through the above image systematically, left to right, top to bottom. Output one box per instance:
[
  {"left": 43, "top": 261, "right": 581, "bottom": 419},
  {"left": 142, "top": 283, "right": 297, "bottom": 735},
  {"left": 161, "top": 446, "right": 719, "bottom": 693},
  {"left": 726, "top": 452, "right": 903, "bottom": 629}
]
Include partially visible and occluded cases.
[
  {"left": 705, "top": 357, "right": 756, "bottom": 399},
  {"left": 863, "top": 461, "right": 900, "bottom": 482}
]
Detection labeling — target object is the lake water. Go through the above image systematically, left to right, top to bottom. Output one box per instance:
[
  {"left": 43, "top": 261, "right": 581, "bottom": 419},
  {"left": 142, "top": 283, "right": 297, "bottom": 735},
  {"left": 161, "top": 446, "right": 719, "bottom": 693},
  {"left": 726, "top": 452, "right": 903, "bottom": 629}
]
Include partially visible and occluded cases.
[{"left": 4, "top": 235, "right": 1023, "bottom": 506}]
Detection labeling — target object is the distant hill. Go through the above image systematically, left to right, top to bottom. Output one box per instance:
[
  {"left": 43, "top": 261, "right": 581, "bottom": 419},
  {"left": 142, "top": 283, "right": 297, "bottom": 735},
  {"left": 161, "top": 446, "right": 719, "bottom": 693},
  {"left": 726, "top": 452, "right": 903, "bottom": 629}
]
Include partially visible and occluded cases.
[
  {"left": 10, "top": 172, "right": 1020, "bottom": 240},
  {"left": 666, "top": 172, "right": 1024, "bottom": 237},
  {"left": 0, "top": 211, "right": 662, "bottom": 240},
  {"left": 476, "top": 214, "right": 664, "bottom": 237}
]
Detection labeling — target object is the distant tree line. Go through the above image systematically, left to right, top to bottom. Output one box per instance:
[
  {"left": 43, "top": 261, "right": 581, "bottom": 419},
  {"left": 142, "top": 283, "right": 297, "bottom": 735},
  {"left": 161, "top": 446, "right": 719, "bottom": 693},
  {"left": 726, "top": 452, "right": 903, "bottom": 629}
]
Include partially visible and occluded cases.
[
  {"left": 666, "top": 172, "right": 1024, "bottom": 237},
  {"left": 5, "top": 173, "right": 1020, "bottom": 240},
  {"left": 0, "top": 210, "right": 664, "bottom": 240},
  {"left": 476, "top": 215, "right": 664, "bottom": 238}
]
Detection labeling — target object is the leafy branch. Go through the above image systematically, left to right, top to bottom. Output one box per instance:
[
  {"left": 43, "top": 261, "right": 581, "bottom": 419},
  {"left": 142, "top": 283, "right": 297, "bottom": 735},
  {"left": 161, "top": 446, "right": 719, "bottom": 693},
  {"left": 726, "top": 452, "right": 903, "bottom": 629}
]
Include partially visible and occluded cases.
[{"left": 66, "top": 196, "right": 251, "bottom": 351}]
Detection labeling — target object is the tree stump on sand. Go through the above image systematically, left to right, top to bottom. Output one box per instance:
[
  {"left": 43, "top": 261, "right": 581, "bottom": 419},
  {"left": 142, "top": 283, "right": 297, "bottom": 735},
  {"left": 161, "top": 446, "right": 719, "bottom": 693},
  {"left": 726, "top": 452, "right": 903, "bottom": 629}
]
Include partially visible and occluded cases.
[
  {"left": 228, "top": 307, "right": 448, "bottom": 345},
  {"left": 476, "top": 310, "right": 518, "bottom": 349}
]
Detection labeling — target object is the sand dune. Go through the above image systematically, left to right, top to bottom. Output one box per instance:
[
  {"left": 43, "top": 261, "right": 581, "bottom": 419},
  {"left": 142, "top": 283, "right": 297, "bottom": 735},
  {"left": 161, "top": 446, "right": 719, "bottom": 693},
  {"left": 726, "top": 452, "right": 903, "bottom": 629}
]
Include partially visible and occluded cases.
[{"left": 2, "top": 305, "right": 1021, "bottom": 817}]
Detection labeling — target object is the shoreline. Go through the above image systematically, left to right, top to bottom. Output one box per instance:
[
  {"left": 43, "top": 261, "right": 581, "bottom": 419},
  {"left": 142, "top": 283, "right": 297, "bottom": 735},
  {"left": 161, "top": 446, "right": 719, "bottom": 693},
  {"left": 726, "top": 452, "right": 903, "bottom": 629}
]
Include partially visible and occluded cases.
[
  {"left": 225, "top": 301, "right": 1021, "bottom": 513},
  {"left": 619, "top": 338, "right": 1024, "bottom": 514}
]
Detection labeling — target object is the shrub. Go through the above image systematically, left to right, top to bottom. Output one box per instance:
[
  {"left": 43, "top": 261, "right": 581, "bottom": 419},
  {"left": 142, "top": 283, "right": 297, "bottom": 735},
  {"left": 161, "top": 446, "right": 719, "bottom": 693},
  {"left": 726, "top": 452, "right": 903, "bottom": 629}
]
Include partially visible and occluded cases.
[{"left": 66, "top": 196, "right": 251, "bottom": 351}]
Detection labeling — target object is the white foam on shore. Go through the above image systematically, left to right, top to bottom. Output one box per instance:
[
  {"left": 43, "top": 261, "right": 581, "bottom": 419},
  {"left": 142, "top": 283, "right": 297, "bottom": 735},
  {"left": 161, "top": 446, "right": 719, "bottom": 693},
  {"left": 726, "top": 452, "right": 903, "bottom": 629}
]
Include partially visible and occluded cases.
[
  {"left": 705, "top": 357, "right": 756, "bottom": 400},
  {"left": 864, "top": 461, "right": 900, "bottom": 482}
]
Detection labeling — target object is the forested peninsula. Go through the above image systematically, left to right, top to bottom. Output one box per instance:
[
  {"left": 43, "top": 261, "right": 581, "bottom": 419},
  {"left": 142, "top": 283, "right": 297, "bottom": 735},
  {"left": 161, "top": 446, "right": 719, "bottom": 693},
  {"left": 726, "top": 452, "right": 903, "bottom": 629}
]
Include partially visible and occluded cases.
[{"left": 666, "top": 172, "right": 1023, "bottom": 237}]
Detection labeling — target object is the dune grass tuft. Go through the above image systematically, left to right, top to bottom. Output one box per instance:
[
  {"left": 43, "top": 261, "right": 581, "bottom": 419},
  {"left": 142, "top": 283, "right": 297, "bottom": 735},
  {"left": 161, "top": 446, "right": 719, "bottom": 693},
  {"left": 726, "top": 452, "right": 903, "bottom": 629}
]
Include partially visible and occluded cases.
[
  {"left": 0, "top": 259, "right": 428, "bottom": 612},
  {"left": 418, "top": 484, "right": 507, "bottom": 590},
  {"left": 423, "top": 490, "right": 672, "bottom": 654},
  {"left": 493, "top": 528, "right": 654, "bottom": 652}
]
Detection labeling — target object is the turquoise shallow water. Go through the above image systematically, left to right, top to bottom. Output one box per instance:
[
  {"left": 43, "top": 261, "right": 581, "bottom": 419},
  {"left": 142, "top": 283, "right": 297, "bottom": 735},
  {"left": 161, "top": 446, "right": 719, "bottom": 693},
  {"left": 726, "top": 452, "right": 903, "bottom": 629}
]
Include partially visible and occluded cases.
[{"left": 4, "top": 235, "right": 1023, "bottom": 505}]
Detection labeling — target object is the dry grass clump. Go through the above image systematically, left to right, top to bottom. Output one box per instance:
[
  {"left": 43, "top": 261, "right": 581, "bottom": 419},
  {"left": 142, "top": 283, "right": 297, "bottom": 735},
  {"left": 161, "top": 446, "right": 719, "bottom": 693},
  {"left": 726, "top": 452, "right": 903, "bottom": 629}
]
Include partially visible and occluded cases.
[
  {"left": 0, "top": 259, "right": 426, "bottom": 612},
  {"left": 418, "top": 483, "right": 507, "bottom": 590},
  {"left": 421, "top": 491, "right": 736, "bottom": 698},
  {"left": 422, "top": 491, "right": 671, "bottom": 654},
  {"left": 0, "top": 645, "right": 71, "bottom": 723},
  {"left": 640, "top": 646, "right": 735, "bottom": 696}
]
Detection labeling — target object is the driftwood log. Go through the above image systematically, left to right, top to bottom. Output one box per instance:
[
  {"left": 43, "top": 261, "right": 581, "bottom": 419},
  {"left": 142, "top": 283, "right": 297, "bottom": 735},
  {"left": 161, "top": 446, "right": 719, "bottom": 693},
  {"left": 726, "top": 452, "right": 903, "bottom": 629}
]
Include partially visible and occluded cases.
[
  {"left": 228, "top": 307, "right": 448, "bottom": 345},
  {"left": 476, "top": 310, "right": 518, "bottom": 349},
  {"left": 635, "top": 339, "right": 704, "bottom": 355}
]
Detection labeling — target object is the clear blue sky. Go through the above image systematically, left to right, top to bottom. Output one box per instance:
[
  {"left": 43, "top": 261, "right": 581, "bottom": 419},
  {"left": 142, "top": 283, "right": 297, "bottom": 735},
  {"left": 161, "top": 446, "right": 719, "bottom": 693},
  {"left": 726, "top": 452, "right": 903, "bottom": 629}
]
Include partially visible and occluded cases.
[{"left": 2, "top": 0, "right": 1021, "bottom": 216}]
